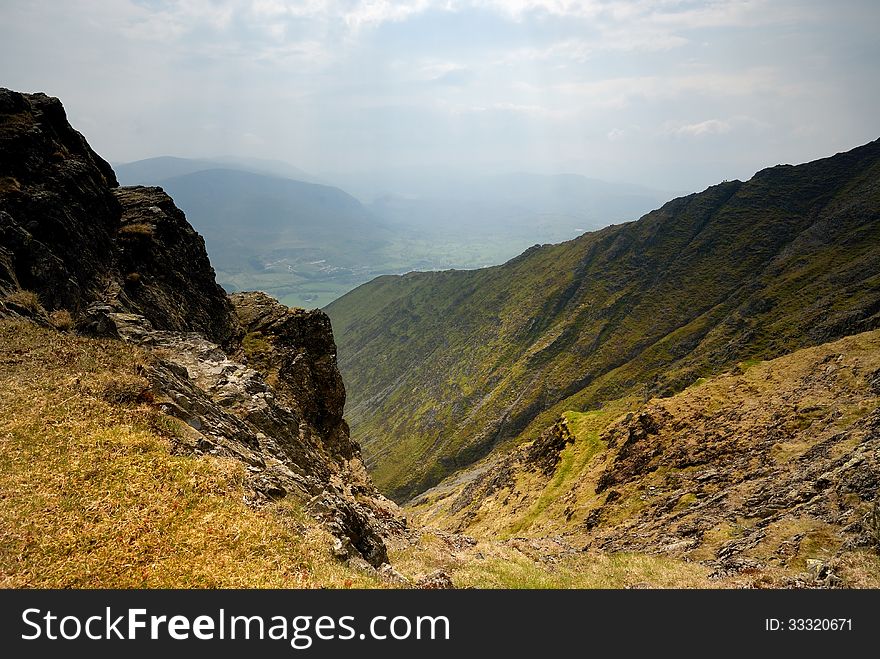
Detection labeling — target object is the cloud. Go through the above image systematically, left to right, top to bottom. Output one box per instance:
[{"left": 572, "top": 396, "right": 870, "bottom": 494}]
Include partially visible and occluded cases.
[
  {"left": 1, "top": 0, "right": 876, "bottom": 191},
  {"left": 341, "top": 0, "right": 437, "bottom": 30},
  {"left": 473, "top": 0, "right": 602, "bottom": 21},
  {"left": 474, "top": 0, "right": 800, "bottom": 28},
  {"left": 482, "top": 2, "right": 802, "bottom": 71},
  {"left": 495, "top": 31, "right": 690, "bottom": 69},
  {"left": 414, "top": 60, "right": 471, "bottom": 84},
  {"left": 553, "top": 68, "right": 782, "bottom": 110},
  {"left": 663, "top": 115, "right": 772, "bottom": 139},
  {"left": 669, "top": 118, "right": 732, "bottom": 137}
]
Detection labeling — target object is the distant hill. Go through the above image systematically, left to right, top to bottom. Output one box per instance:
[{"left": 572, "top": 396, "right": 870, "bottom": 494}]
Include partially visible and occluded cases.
[
  {"left": 326, "top": 138, "right": 880, "bottom": 501},
  {"left": 115, "top": 155, "right": 319, "bottom": 186},
  {"left": 115, "top": 156, "right": 231, "bottom": 184},
  {"left": 116, "top": 158, "right": 670, "bottom": 308},
  {"left": 120, "top": 165, "right": 394, "bottom": 307},
  {"left": 155, "top": 168, "right": 388, "bottom": 269}
]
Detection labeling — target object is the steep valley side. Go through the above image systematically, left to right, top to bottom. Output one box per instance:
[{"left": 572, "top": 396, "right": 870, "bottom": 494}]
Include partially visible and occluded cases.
[
  {"left": 327, "top": 138, "right": 880, "bottom": 502},
  {"left": 405, "top": 330, "right": 880, "bottom": 587}
]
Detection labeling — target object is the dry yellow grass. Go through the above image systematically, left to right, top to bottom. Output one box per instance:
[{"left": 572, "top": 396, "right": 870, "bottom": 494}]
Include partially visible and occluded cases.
[
  {"left": 117, "top": 222, "right": 155, "bottom": 238},
  {"left": 3, "top": 289, "right": 44, "bottom": 315},
  {"left": 48, "top": 309, "right": 74, "bottom": 331},
  {"left": 0, "top": 319, "right": 380, "bottom": 588},
  {"left": 389, "top": 531, "right": 730, "bottom": 589}
]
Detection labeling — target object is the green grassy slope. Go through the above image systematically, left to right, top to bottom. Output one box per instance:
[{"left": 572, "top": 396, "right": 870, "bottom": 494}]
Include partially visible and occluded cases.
[{"left": 327, "top": 139, "right": 880, "bottom": 501}]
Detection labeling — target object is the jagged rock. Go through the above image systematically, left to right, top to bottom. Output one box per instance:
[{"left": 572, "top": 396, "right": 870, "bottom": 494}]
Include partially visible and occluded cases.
[
  {"left": 0, "top": 88, "right": 241, "bottom": 347},
  {"left": 0, "top": 89, "right": 118, "bottom": 311},
  {"left": 112, "top": 186, "right": 242, "bottom": 348},
  {"left": 231, "top": 291, "right": 353, "bottom": 460},
  {"left": 77, "top": 303, "right": 124, "bottom": 339},
  {"left": 446, "top": 419, "right": 578, "bottom": 517},
  {"left": 525, "top": 419, "right": 575, "bottom": 476},
  {"left": 448, "top": 456, "right": 516, "bottom": 516},
  {"left": 308, "top": 491, "right": 389, "bottom": 566},
  {"left": 584, "top": 508, "right": 603, "bottom": 530},
  {"left": 332, "top": 537, "right": 352, "bottom": 560},
  {"left": 709, "top": 556, "right": 764, "bottom": 579},
  {"left": 805, "top": 558, "right": 826, "bottom": 580},
  {"left": 379, "top": 563, "right": 411, "bottom": 586},
  {"left": 416, "top": 570, "right": 454, "bottom": 589}
]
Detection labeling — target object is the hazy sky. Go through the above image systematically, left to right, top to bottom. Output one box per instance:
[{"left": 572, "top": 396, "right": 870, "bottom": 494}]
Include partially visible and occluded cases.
[{"left": 2, "top": 0, "right": 878, "bottom": 191}]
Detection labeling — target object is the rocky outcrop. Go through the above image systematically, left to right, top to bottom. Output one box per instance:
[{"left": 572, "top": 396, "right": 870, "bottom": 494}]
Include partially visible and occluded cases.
[
  {"left": 0, "top": 88, "right": 403, "bottom": 568},
  {"left": 0, "top": 88, "right": 240, "bottom": 347},
  {"left": 0, "top": 90, "right": 117, "bottom": 306},
  {"left": 111, "top": 186, "right": 241, "bottom": 347},
  {"left": 230, "top": 291, "right": 354, "bottom": 461},
  {"left": 91, "top": 310, "right": 400, "bottom": 566},
  {"left": 444, "top": 417, "right": 576, "bottom": 519},
  {"left": 525, "top": 419, "right": 576, "bottom": 476}
]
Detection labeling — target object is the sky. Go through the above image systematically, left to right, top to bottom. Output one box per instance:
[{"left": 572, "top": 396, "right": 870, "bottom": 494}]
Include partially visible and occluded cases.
[{"left": 1, "top": 0, "right": 878, "bottom": 192}]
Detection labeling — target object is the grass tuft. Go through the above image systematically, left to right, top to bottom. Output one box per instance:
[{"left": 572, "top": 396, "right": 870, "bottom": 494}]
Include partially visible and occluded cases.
[
  {"left": 118, "top": 223, "right": 155, "bottom": 239},
  {"left": 3, "top": 289, "right": 44, "bottom": 315},
  {"left": 48, "top": 309, "right": 75, "bottom": 332}
]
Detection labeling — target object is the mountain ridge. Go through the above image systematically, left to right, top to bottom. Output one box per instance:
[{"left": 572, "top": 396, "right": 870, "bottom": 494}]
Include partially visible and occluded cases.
[
  {"left": 327, "top": 137, "right": 880, "bottom": 501},
  {"left": 114, "top": 155, "right": 319, "bottom": 186}
]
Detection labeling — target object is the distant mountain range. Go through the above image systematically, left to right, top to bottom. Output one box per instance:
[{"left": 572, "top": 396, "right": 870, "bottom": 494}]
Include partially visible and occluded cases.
[
  {"left": 326, "top": 138, "right": 880, "bottom": 501},
  {"left": 115, "top": 155, "right": 319, "bottom": 185},
  {"left": 116, "top": 157, "right": 670, "bottom": 308},
  {"left": 117, "top": 159, "right": 395, "bottom": 307}
]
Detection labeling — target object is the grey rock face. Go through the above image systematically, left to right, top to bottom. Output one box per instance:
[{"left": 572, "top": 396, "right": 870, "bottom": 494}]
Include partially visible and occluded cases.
[
  {"left": 0, "top": 88, "right": 240, "bottom": 347},
  {"left": 93, "top": 308, "right": 402, "bottom": 566}
]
